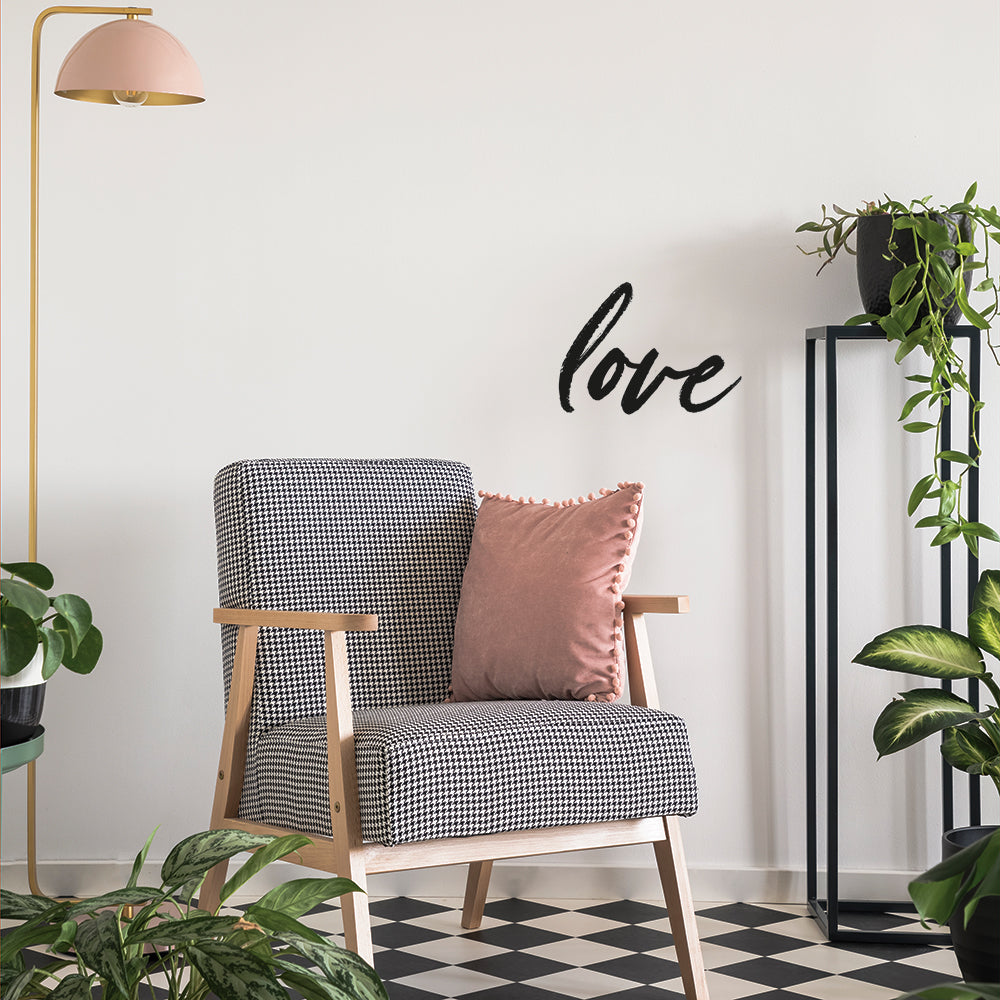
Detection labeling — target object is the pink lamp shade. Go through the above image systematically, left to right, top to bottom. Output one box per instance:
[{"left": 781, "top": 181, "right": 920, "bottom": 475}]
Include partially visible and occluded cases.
[{"left": 54, "top": 18, "right": 204, "bottom": 106}]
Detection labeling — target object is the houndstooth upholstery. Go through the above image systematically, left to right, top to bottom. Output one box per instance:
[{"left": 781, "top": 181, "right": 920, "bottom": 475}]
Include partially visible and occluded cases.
[
  {"left": 214, "top": 458, "right": 699, "bottom": 845},
  {"left": 215, "top": 458, "right": 477, "bottom": 825},
  {"left": 254, "top": 701, "right": 698, "bottom": 845}
]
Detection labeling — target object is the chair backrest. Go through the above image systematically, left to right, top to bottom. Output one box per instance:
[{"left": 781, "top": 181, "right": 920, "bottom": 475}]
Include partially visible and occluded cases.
[{"left": 214, "top": 458, "right": 476, "bottom": 729}]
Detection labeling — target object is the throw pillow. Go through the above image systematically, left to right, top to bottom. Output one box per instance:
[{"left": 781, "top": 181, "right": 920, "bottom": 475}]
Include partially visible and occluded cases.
[{"left": 449, "top": 482, "right": 644, "bottom": 702}]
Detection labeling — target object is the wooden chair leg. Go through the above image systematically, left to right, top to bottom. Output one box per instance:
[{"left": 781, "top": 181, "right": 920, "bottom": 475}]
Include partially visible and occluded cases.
[
  {"left": 654, "top": 817, "right": 709, "bottom": 1000},
  {"left": 339, "top": 853, "right": 374, "bottom": 964},
  {"left": 198, "top": 860, "right": 229, "bottom": 914},
  {"left": 461, "top": 860, "right": 493, "bottom": 929}
]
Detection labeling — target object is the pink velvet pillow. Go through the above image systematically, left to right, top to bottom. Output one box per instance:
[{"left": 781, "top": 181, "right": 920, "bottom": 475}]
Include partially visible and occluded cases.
[{"left": 449, "top": 482, "right": 644, "bottom": 702}]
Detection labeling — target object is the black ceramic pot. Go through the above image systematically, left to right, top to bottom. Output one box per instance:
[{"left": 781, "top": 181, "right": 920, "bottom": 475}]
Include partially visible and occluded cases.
[
  {"left": 856, "top": 212, "right": 972, "bottom": 324},
  {"left": 0, "top": 683, "right": 46, "bottom": 747},
  {"left": 943, "top": 826, "right": 1000, "bottom": 983}
]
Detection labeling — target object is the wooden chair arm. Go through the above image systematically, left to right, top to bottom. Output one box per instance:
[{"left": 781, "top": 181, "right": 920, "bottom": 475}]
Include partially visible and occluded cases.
[
  {"left": 623, "top": 594, "right": 689, "bottom": 614},
  {"left": 213, "top": 608, "right": 378, "bottom": 631}
]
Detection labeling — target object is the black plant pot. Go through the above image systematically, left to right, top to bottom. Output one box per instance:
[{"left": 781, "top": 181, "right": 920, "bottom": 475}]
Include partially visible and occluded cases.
[
  {"left": 856, "top": 212, "right": 972, "bottom": 324},
  {"left": 0, "top": 683, "right": 46, "bottom": 747},
  {"left": 943, "top": 826, "right": 1000, "bottom": 984}
]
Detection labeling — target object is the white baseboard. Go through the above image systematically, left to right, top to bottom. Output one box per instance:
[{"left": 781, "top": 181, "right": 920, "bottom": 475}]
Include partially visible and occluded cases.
[{"left": 0, "top": 859, "right": 918, "bottom": 906}]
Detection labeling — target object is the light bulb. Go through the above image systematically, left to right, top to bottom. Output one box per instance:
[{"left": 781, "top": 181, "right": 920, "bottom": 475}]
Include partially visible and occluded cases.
[{"left": 113, "top": 89, "right": 149, "bottom": 108}]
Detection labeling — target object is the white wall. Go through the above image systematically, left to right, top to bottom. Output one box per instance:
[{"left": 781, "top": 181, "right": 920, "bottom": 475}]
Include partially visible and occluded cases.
[{"left": 2, "top": 0, "right": 998, "bottom": 899}]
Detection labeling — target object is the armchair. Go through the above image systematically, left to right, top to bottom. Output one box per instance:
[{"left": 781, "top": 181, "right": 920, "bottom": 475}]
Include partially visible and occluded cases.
[{"left": 201, "top": 458, "right": 708, "bottom": 999}]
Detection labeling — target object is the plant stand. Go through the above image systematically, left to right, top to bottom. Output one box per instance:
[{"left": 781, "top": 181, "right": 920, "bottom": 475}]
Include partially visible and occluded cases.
[
  {"left": 805, "top": 325, "right": 984, "bottom": 944},
  {"left": 1, "top": 727, "right": 45, "bottom": 896}
]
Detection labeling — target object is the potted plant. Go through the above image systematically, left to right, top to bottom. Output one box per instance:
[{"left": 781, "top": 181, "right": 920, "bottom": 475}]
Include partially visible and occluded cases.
[
  {"left": 796, "top": 185, "right": 1000, "bottom": 553},
  {"left": 1, "top": 561, "right": 103, "bottom": 747},
  {"left": 853, "top": 568, "right": 1000, "bottom": 982},
  {"left": 0, "top": 827, "right": 388, "bottom": 1000}
]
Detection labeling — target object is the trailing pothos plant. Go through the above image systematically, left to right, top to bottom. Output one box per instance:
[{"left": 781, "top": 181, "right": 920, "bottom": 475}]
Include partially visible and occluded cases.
[
  {"left": 797, "top": 184, "right": 1000, "bottom": 556},
  {"left": 0, "top": 561, "right": 102, "bottom": 680},
  {"left": 852, "top": 568, "right": 1000, "bottom": 933},
  {"left": 0, "top": 828, "right": 388, "bottom": 1000}
]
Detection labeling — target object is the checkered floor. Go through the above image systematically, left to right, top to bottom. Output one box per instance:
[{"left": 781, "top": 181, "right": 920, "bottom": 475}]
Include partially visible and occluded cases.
[{"left": 5, "top": 897, "right": 962, "bottom": 999}]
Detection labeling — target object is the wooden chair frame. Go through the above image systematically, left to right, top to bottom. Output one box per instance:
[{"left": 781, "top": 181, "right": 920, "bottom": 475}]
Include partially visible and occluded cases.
[{"left": 200, "top": 595, "right": 709, "bottom": 1000}]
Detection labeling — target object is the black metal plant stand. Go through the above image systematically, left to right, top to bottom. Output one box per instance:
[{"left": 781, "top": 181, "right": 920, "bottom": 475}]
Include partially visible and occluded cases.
[{"left": 805, "top": 325, "right": 983, "bottom": 944}]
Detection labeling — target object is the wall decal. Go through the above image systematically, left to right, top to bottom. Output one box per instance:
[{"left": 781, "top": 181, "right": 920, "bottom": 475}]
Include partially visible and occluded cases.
[{"left": 560, "top": 282, "right": 742, "bottom": 414}]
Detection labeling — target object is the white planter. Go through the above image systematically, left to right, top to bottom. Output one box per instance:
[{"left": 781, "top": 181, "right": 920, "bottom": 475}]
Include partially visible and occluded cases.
[{"left": 1, "top": 646, "right": 45, "bottom": 690}]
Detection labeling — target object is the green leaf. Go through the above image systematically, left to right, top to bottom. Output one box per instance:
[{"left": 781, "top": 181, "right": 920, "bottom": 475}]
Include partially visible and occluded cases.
[
  {"left": 964, "top": 181, "right": 978, "bottom": 204},
  {"left": 929, "top": 254, "right": 956, "bottom": 294},
  {"left": 889, "top": 263, "right": 921, "bottom": 305},
  {"left": 957, "top": 289, "right": 990, "bottom": 329},
  {"left": 845, "top": 313, "right": 882, "bottom": 326},
  {"left": 899, "top": 391, "right": 932, "bottom": 422},
  {"left": 903, "top": 421, "right": 936, "bottom": 433},
  {"left": 937, "top": 450, "right": 977, "bottom": 466},
  {"left": 907, "top": 475, "right": 936, "bottom": 516},
  {"left": 938, "top": 481, "right": 958, "bottom": 519},
  {"left": 915, "top": 515, "right": 953, "bottom": 529},
  {"left": 932, "top": 522, "right": 963, "bottom": 547},
  {"left": 963, "top": 522, "right": 1000, "bottom": 542},
  {"left": 1, "top": 562, "right": 53, "bottom": 590},
  {"left": 973, "top": 570, "right": 1000, "bottom": 614},
  {"left": 0, "top": 579, "right": 50, "bottom": 620},
  {"left": 51, "top": 595, "right": 91, "bottom": 648},
  {"left": 0, "top": 605, "right": 38, "bottom": 677},
  {"left": 968, "top": 607, "right": 1000, "bottom": 660},
  {"left": 62, "top": 625, "right": 102, "bottom": 675},
  {"left": 853, "top": 625, "right": 986, "bottom": 679},
  {"left": 39, "top": 628, "right": 65, "bottom": 680},
  {"left": 873, "top": 689, "right": 993, "bottom": 757},
  {"left": 941, "top": 725, "right": 999, "bottom": 774},
  {"left": 128, "top": 827, "right": 159, "bottom": 890},
  {"left": 910, "top": 828, "right": 999, "bottom": 927},
  {"left": 160, "top": 829, "right": 276, "bottom": 888},
  {"left": 220, "top": 834, "right": 312, "bottom": 903},
  {"left": 252, "top": 877, "right": 363, "bottom": 920},
  {"left": 67, "top": 887, "right": 162, "bottom": 919},
  {"left": 0, "top": 889, "right": 61, "bottom": 920},
  {"left": 242, "top": 906, "right": 326, "bottom": 944},
  {"left": 73, "top": 911, "right": 130, "bottom": 998},
  {"left": 126, "top": 913, "right": 243, "bottom": 947},
  {"left": 51, "top": 919, "right": 79, "bottom": 954},
  {"left": 276, "top": 934, "right": 388, "bottom": 1000},
  {"left": 186, "top": 940, "right": 289, "bottom": 1000},
  {"left": 274, "top": 966, "right": 354, "bottom": 1000},
  {"left": 1, "top": 969, "right": 39, "bottom": 1000},
  {"left": 48, "top": 974, "right": 97, "bottom": 1000}
]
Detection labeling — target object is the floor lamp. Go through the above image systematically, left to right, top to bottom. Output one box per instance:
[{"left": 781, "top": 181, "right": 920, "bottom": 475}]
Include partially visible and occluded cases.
[{"left": 19, "top": 4, "right": 204, "bottom": 894}]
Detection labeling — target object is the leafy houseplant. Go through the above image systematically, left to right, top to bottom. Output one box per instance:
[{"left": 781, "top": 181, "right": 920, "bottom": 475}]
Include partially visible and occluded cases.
[
  {"left": 796, "top": 185, "right": 1000, "bottom": 555},
  {"left": 0, "top": 561, "right": 102, "bottom": 680},
  {"left": 853, "top": 568, "right": 1000, "bottom": 979},
  {"left": 0, "top": 828, "right": 388, "bottom": 1000}
]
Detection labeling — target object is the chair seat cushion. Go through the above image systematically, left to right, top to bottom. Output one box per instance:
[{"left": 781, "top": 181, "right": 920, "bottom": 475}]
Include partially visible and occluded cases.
[{"left": 246, "top": 700, "right": 698, "bottom": 846}]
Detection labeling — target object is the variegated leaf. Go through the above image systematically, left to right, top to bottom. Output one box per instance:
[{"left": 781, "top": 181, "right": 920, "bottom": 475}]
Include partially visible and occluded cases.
[
  {"left": 973, "top": 568, "right": 1000, "bottom": 614},
  {"left": 969, "top": 606, "right": 1000, "bottom": 660},
  {"left": 854, "top": 625, "right": 985, "bottom": 679},
  {"left": 873, "top": 689, "right": 992, "bottom": 756},
  {"left": 941, "top": 725, "right": 998, "bottom": 773},
  {"left": 160, "top": 830, "right": 275, "bottom": 887},
  {"left": 220, "top": 833, "right": 312, "bottom": 902},
  {"left": 252, "top": 877, "right": 362, "bottom": 920},
  {"left": 66, "top": 887, "right": 161, "bottom": 919},
  {"left": 0, "top": 889, "right": 60, "bottom": 921},
  {"left": 73, "top": 912, "right": 130, "bottom": 997},
  {"left": 126, "top": 914, "right": 241, "bottom": 948},
  {"left": 278, "top": 933, "right": 388, "bottom": 1000},
  {"left": 186, "top": 940, "right": 288, "bottom": 1000},
  {"left": 0, "top": 968, "right": 37, "bottom": 1000},
  {"left": 48, "top": 974, "right": 97, "bottom": 1000}
]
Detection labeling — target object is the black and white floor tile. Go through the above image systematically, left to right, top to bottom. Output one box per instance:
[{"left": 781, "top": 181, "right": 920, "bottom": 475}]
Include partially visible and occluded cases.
[{"left": 3, "top": 897, "right": 962, "bottom": 999}]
